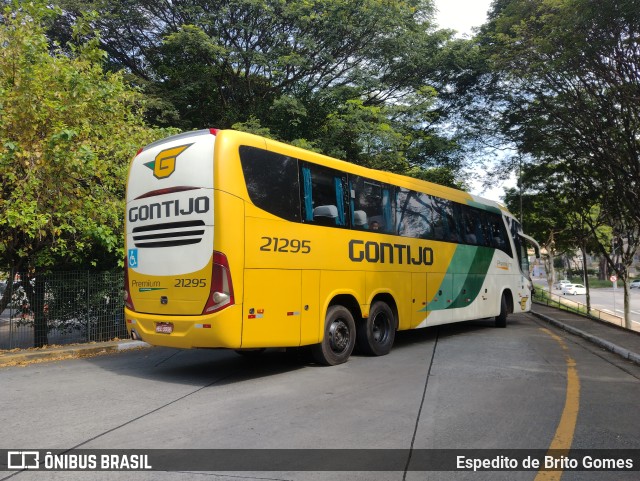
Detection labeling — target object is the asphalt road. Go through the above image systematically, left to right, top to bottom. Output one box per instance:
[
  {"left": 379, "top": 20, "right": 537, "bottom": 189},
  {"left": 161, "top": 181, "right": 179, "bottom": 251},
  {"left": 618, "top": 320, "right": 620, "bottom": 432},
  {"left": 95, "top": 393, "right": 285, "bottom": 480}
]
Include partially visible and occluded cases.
[
  {"left": 537, "top": 280, "right": 640, "bottom": 328},
  {"left": 566, "top": 287, "right": 640, "bottom": 325},
  {"left": 1, "top": 312, "right": 639, "bottom": 481}
]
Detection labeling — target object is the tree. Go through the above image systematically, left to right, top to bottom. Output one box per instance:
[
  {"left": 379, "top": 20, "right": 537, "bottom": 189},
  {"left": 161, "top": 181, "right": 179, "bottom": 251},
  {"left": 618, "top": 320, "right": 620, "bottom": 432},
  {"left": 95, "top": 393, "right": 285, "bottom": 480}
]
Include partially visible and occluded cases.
[
  {"left": 49, "top": 0, "right": 469, "bottom": 185},
  {"left": 481, "top": 0, "right": 640, "bottom": 328},
  {"left": 0, "top": 1, "right": 172, "bottom": 345},
  {"left": 504, "top": 161, "right": 611, "bottom": 314},
  {"left": 504, "top": 162, "right": 576, "bottom": 289}
]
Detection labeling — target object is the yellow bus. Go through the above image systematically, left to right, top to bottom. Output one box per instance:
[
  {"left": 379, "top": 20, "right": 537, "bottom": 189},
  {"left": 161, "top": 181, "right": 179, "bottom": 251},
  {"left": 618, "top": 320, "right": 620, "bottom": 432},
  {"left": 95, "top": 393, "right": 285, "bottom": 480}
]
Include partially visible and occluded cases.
[{"left": 125, "top": 129, "right": 539, "bottom": 365}]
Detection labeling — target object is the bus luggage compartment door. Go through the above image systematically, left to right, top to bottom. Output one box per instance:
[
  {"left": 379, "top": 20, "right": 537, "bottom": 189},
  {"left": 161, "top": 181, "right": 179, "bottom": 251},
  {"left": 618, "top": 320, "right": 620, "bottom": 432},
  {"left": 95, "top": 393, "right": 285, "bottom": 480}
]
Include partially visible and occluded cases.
[
  {"left": 242, "top": 269, "right": 301, "bottom": 348},
  {"left": 426, "top": 272, "right": 453, "bottom": 325}
]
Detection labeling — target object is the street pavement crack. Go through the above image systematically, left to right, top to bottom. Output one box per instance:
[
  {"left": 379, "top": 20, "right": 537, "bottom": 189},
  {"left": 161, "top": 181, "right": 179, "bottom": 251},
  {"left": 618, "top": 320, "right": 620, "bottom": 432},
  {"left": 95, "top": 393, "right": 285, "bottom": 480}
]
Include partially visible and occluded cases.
[
  {"left": 402, "top": 326, "right": 439, "bottom": 479},
  {"left": 0, "top": 370, "right": 241, "bottom": 481},
  {"left": 70, "top": 370, "right": 240, "bottom": 450}
]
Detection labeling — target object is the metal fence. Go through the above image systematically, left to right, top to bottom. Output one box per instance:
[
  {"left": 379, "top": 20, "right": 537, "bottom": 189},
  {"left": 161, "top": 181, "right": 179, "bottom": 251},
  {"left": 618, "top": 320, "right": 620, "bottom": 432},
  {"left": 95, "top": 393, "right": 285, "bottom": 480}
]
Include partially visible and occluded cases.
[
  {"left": 0, "top": 271, "right": 126, "bottom": 350},
  {"left": 532, "top": 287, "right": 639, "bottom": 332}
]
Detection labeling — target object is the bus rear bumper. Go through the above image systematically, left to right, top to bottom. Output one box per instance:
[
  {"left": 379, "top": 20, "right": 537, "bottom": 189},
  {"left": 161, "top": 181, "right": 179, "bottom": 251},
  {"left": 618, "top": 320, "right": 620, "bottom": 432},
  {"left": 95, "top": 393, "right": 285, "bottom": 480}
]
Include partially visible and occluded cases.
[{"left": 124, "top": 306, "right": 242, "bottom": 349}]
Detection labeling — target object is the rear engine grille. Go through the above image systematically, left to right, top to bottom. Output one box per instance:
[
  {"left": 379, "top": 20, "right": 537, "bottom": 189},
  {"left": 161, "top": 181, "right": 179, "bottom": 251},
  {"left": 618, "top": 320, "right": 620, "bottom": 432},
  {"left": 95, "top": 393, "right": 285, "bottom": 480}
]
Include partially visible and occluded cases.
[{"left": 132, "top": 220, "right": 206, "bottom": 248}]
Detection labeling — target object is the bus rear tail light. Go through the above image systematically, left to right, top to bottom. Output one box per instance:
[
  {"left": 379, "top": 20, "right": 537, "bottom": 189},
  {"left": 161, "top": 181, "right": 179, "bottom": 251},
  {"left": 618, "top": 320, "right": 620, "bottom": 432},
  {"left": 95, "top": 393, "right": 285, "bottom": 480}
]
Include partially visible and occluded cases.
[
  {"left": 203, "top": 251, "right": 235, "bottom": 314},
  {"left": 124, "top": 261, "right": 135, "bottom": 311}
]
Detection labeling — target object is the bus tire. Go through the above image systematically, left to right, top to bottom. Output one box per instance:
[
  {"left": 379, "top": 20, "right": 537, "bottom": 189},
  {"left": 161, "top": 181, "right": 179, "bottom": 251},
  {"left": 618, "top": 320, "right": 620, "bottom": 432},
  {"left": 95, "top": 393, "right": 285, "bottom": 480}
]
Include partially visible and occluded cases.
[
  {"left": 495, "top": 294, "right": 508, "bottom": 328},
  {"left": 357, "top": 301, "right": 396, "bottom": 356},
  {"left": 311, "top": 305, "right": 356, "bottom": 366}
]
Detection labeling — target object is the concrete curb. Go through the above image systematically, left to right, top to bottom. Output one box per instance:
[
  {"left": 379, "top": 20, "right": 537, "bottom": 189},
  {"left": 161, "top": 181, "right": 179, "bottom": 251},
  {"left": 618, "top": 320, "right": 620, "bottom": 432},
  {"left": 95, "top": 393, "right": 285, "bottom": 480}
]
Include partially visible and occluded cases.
[
  {"left": 531, "top": 310, "right": 640, "bottom": 366},
  {"left": 0, "top": 340, "right": 150, "bottom": 367}
]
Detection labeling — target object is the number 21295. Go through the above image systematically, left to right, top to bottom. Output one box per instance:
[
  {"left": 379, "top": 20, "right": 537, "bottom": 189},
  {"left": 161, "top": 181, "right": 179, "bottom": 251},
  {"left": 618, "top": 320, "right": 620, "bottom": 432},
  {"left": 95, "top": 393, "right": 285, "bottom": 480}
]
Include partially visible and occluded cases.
[{"left": 260, "top": 237, "right": 311, "bottom": 254}]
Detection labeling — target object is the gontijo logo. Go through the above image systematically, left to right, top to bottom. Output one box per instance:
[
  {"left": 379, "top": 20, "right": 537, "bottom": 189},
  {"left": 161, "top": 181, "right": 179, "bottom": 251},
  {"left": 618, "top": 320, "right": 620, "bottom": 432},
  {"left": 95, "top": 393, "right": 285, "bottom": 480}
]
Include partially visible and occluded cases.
[{"left": 144, "top": 144, "right": 193, "bottom": 179}]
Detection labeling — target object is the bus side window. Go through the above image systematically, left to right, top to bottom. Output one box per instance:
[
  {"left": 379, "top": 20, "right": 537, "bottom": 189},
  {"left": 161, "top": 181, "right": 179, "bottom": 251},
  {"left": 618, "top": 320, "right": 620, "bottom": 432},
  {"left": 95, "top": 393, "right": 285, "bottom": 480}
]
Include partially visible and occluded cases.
[
  {"left": 301, "top": 163, "right": 349, "bottom": 227},
  {"left": 350, "top": 176, "right": 395, "bottom": 233},
  {"left": 396, "top": 189, "right": 432, "bottom": 239},
  {"left": 431, "top": 197, "right": 446, "bottom": 241},
  {"left": 441, "top": 201, "right": 460, "bottom": 243},
  {"left": 460, "top": 206, "right": 478, "bottom": 245},
  {"left": 469, "top": 210, "right": 488, "bottom": 247},
  {"left": 487, "top": 214, "right": 513, "bottom": 257}
]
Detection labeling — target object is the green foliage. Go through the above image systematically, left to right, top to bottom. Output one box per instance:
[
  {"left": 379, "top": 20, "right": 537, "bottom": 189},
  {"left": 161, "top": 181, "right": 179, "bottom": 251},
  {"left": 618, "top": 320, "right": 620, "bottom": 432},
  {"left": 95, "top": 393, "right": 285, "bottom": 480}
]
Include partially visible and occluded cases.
[
  {"left": 50, "top": 0, "right": 468, "bottom": 184},
  {"left": 483, "top": 0, "right": 640, "bottom": 327},
  {"left": 484, "top": 0, "right": 640, "bottom": 213},
  {"left": 484, "top": 0, "right": 640, "bottom": 252},
  {"left": 0, "top": 1, "right": 174, "bottom": 273},
  {"left": 405, "top": 166, "right": 466, "bottom": 190}
]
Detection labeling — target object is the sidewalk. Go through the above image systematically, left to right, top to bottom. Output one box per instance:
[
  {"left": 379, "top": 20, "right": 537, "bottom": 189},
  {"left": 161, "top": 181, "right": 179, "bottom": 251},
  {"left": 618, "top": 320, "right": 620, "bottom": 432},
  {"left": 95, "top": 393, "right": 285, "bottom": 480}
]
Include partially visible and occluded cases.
[
  {"left": 531, "top": 302, "right": 640, "bottom": 366},
  {"left": 0, "top": 339, "right": 149, "bottom": 367}
]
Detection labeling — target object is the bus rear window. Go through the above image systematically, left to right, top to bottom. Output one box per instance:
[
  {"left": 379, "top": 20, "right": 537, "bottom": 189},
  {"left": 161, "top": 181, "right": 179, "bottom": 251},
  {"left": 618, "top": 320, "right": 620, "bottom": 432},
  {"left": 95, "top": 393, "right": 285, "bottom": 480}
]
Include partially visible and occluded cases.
[{"left": 239, "top": 146, "right": 301, "bottom": 221}]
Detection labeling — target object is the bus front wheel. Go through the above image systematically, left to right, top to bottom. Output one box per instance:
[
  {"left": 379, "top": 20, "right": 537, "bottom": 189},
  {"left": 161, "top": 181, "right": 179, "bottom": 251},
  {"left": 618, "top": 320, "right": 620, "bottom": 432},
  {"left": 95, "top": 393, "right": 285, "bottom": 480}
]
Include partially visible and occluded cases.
[
  {"left": 495, "top": 294, "right": 508, "bottom": 328},
  {"left": 357, "top": 301, "right": 396, "bottom": 356},
  {"left": 312, "top": 305, "right": 356, "bottom": 366}
]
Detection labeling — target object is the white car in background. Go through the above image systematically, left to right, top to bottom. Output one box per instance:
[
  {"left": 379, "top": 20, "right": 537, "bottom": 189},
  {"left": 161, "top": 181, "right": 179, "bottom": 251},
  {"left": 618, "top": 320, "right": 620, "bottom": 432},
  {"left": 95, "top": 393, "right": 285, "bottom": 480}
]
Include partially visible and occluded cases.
[
  {"left": 553, "top": 279, "right": 571, "bottom": 290},
  {"left": 630, "top": 279, "right": 640, "bottom": 289},
  {"left": 562, "top": 283, "right": 587, "bottom": 295}
]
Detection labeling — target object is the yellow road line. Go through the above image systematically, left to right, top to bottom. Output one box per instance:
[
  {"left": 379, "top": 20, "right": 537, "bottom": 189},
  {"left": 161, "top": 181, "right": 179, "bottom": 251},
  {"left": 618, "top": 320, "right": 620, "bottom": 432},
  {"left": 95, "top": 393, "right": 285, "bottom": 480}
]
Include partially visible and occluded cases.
[{"left": 535, "top": 328, "right": 581, "bottom": 481}]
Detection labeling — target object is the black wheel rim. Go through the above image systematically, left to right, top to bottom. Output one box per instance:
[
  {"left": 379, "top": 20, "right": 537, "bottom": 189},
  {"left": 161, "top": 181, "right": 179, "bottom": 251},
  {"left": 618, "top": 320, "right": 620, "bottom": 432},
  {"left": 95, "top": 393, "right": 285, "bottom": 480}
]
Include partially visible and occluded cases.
[{"left": 329, "top": 319, "right": 350, "bottom": 354}]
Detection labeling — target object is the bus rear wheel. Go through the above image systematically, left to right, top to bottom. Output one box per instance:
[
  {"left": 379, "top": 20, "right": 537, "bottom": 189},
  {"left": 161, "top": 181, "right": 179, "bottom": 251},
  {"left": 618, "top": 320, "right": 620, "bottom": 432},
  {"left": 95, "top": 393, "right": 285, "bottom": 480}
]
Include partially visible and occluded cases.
[
  {"left": 357, "top": 301, "right": 396, "bottom": 356},
  {"left": 311, "top": 305, "right": 356, "bottom": 366}
]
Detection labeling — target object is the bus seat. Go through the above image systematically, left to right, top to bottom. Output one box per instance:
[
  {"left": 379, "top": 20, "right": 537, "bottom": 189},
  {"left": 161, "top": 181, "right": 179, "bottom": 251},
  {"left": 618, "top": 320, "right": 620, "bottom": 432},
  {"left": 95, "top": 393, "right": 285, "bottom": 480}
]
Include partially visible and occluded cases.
[
  {"left": 313, "top": 205, "right": 338, "bottom": 225},
  {"left": 353, "top": 210, "right": 368, "bottom": 228}
]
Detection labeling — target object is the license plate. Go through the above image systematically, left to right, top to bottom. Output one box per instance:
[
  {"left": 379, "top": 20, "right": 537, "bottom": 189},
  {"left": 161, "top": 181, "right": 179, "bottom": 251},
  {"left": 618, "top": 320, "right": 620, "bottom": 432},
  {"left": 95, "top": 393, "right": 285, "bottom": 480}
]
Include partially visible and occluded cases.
[{"left": 155, "top": 322, "right": 174, "bottom": 334}]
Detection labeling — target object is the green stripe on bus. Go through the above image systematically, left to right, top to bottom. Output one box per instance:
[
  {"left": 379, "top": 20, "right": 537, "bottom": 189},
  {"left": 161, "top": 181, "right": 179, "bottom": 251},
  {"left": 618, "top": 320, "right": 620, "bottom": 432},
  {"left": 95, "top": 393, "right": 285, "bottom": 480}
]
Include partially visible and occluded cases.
[
  {"left": 421, "top": 245, "right": 494, "bottom": 312},
  {"left": 448, "top": 246, "right": 494, "bottom": 309}
]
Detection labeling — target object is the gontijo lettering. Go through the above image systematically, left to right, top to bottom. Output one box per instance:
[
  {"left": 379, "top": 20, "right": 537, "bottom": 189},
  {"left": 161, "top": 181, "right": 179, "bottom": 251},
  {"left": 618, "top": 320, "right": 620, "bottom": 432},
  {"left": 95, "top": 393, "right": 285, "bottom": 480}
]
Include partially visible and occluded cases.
[
  {"left": 128, "top": 196, "right": 210, "bottom": 222},
  {"left": 349, "top": 239, "right": 433, "bottom": 265}
]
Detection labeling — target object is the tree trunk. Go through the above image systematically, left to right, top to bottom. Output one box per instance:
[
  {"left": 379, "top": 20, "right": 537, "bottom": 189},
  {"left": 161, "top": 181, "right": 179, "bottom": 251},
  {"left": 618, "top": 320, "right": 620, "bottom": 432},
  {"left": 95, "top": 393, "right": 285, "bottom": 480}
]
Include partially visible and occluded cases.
[
  {"left": 582, "top": 247, "right": 591, "bottom": 314},
  {"left": 546, "top": 250, "right": 556, "bottom": 292},
  {"left": 599, "top": 257, "right": 608, "bottom": 281},
  {"left": 22, "top": 272, "right": 48, "bottom": 348},
  {"left": 623, "top": 280, "right": 632, "bottom": 330}
]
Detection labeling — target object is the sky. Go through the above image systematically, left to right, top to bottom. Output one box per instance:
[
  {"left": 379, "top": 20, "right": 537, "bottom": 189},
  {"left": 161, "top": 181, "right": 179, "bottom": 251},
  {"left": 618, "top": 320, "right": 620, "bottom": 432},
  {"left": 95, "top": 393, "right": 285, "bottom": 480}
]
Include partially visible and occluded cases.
[
  {"left": 433, "top": 0, "right": 515, "bottom": 203},
  {"left": 433, "top": 0, "right": 493, "bottom": 38}
]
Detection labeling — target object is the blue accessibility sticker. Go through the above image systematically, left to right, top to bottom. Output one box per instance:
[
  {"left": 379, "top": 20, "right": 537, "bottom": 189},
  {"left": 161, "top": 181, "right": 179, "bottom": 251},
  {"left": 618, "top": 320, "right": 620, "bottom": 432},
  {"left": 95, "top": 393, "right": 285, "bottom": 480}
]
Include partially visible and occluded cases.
[{"left": 128, "top": 249, "right": 139, "bottom": 268}]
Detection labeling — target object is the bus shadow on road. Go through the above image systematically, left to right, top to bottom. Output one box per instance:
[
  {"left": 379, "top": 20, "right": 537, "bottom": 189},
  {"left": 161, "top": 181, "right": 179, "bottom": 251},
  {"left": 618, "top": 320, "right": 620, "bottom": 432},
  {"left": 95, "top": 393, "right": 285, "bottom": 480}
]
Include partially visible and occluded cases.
[
  {"left": 85, "top": 316, "right": 527, "bottom": 385},
  {"left": 389, "top": 316, "right": 519, "bottom": 351},
  {"left": 85, "top": 345, "right": 309, "bottom": 387}
]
